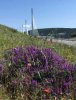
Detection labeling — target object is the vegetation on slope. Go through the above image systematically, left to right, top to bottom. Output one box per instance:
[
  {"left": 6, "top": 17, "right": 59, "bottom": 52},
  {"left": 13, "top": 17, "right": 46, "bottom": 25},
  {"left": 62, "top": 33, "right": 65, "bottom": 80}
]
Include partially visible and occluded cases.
[
  {"left": 0, "top": 24, "right": 76, "bottom": 64},
  {"left": 36, "top": 28, "right": 76, "bottom": 38},
  {"left": 0, "top": 46, "right": 75, "bottom": 100}
]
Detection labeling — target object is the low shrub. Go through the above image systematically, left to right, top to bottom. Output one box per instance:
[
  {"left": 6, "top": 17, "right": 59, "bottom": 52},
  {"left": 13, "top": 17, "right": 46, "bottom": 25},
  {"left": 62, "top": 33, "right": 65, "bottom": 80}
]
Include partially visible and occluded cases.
[{"left": 0, "top": 46, "right": 76, "bottom": 100}]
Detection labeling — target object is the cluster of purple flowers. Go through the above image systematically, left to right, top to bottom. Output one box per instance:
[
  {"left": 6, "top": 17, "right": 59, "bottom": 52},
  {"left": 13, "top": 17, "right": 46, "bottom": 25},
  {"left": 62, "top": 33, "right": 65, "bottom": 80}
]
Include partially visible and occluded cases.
[{"left": 1, "top": 46, "right": 76, "bottom": 99}]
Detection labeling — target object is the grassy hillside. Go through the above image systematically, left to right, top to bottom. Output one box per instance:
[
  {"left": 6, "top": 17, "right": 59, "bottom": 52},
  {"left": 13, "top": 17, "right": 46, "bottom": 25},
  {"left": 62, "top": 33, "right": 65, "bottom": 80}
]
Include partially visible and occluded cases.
[
  {"left": 0, "top": 24, "right": 76, "bottom": 64},
  {"left": 0, "top": 24, "right": 45, "bottom": 57}
]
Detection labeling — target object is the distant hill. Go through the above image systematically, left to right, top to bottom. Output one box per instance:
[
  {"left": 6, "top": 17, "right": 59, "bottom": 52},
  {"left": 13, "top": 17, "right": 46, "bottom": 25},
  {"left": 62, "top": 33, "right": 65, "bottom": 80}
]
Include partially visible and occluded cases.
[{"left": 29, "top": 28, "right": 76, "bottom": 38}]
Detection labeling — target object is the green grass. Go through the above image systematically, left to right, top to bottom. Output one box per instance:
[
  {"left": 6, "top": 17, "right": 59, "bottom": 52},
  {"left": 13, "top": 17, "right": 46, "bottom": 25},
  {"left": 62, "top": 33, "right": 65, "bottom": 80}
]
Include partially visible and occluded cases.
[{"left": 0, "top": 86, "right": 10, "bottom": 100}]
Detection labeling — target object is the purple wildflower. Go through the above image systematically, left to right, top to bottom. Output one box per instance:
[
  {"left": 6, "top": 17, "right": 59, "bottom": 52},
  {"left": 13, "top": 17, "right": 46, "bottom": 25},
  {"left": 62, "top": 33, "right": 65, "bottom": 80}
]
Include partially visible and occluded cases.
[{"left": 31, "top": 80, "right": 37, "bottom": 85}]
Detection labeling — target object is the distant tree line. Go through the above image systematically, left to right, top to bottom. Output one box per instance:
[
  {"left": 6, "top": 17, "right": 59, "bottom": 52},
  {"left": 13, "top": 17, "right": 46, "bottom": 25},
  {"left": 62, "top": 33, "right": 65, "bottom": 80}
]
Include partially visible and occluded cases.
[{"left": 28, "top": 28, "right": 76, "bottom": 38}]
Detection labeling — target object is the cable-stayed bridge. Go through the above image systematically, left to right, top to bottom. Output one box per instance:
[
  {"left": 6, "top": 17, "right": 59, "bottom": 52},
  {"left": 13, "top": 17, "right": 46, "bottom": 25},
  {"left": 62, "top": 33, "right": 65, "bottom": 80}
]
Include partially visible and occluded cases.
[{"left": 30, "top": 8, "right": 39, "bottom": 36}]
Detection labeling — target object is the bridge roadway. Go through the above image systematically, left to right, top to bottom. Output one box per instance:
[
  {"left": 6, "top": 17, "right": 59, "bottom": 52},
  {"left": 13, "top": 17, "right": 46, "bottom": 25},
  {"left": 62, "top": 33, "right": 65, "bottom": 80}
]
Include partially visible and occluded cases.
[{"left": 52, "top": 39, "right": 76, "bottom": 47}]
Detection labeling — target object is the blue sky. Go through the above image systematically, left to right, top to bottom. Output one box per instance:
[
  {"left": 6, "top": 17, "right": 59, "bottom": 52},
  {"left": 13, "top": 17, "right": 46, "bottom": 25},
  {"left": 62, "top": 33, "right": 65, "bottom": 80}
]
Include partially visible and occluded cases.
[{"left": 0, "top": 0, "right": 76, "bottom": 30}]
